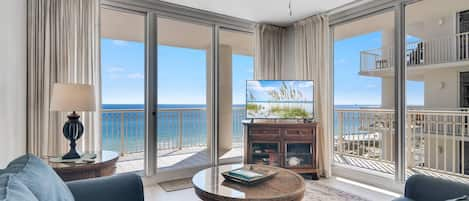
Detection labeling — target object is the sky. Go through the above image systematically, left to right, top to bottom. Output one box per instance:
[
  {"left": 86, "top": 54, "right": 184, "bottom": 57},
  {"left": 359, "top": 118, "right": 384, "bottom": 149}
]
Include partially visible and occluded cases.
[
  {"left": 102, "top": 31, "right": 425, "bottom": 106},
  {"left": 101, "top": 38, "right": 253, "bottom": 105}
]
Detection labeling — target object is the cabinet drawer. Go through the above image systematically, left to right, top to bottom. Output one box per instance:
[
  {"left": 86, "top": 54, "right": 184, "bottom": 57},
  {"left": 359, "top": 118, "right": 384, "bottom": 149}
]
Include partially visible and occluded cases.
[
  {"left": 249, "top": 127, "right": 281, "bottom": 136},
  {"left": 284, "top": 128, "right": 313, "bottom": 136}
]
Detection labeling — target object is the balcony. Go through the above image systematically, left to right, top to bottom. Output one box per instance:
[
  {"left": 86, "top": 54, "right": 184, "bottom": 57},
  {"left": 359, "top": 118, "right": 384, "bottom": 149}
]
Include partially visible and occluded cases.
[
  {"left": 360, "top": 32, "right": 469, "bottom": 74},
  {"left": 102, "top": 107, "right": 245, "bottom": 173},
  {"left": 334, "top": 107, "right": 469, "bottom": 182}
]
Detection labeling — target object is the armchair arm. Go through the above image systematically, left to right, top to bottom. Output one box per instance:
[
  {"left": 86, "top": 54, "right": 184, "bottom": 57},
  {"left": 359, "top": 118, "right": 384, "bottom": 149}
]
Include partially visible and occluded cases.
[
  {"left": 66, "top": 174, "right": 144, "bottom": 201},
  {"left": 404, "top": 175, "right": 469, "bottom": 201}
]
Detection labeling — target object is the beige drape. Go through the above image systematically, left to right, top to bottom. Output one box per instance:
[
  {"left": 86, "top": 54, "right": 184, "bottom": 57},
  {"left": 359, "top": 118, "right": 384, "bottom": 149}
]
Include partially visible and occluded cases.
[
  {"left": 27, "top": 0, "right": 101, "bottom": 157},
  {"left": 293, "top": 15, "right": 332, "bottom": 177},
  {"left": 254, "top": 24, "right": 287, "bottom": 80}
]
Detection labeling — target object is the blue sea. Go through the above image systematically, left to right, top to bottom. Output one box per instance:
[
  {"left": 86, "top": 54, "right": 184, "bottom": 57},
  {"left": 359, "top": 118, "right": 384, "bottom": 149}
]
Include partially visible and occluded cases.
[{"left": 101, "top": 104, "right": 245, "bottom": 153}]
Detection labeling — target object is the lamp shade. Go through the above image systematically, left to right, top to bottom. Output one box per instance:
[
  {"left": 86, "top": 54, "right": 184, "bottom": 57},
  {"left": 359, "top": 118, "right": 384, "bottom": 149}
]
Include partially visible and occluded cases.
[{"left": 50, "top": 83, "right": 96, "bottom": 112}]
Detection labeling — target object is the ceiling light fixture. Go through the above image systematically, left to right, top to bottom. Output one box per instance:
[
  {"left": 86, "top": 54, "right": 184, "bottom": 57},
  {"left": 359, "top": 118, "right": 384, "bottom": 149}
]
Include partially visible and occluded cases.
[{"left": 288, "top": 0, "right": 293, "bottom": 16}]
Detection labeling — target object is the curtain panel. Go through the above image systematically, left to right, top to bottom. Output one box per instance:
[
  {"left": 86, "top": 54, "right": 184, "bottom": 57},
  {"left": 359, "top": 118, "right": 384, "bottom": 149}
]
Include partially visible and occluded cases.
[
  {"left": 27, "top": 0, "right": 101, "bottom": 157},
  {"left": 293, "top": 15, "right": 332, "bottom": 177},
  {"left": 254, "top": 24, "right": 287, "bottom": 80}
]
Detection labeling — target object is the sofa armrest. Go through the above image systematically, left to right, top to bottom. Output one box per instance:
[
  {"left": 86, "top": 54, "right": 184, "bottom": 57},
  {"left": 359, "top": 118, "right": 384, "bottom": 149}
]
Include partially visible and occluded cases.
[
  {"left": 66, "top": 174, "right": 144, "bottom": 201},
  {"left": 404, "top": 175, "right": 469, "bottom": 201},
  {"left": 392, "top": 197, "right": 415, "bottom": 201}
]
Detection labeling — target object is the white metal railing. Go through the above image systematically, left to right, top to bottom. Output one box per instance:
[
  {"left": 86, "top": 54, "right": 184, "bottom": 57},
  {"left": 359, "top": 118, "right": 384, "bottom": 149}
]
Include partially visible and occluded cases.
[
  {"left": 360, "top": 32, "right": 469, "bottom": 72},
  {"left": 102, "top": 107, "right": 245, "bottom": 155},
  {"left": 335, "top": 108, "right": 469, "bottom": 177}
]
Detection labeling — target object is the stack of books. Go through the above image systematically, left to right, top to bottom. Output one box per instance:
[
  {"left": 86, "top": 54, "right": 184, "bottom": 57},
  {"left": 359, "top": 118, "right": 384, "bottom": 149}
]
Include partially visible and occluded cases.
[
  {"left": 222, "top": 166, "right": 278, "bottom": 185},
  {"left": 227, "top": 169, "right": 263, "bottom": 180}
]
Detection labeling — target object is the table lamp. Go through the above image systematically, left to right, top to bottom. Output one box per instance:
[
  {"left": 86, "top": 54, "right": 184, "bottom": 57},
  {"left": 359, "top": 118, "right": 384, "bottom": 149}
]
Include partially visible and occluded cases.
[{"left": 50, "top": 83, "right": 96, "bottom": 159}]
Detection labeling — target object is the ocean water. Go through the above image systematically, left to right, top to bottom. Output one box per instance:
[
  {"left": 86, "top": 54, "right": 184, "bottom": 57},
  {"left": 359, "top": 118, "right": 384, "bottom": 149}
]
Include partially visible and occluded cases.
[{"left": 101, "top": 104, "right": 245, "bottom": 153}]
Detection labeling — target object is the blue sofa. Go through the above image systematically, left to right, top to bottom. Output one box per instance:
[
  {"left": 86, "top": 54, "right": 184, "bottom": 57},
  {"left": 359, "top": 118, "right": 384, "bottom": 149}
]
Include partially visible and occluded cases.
[
  {"left": 0, "top": 154, "right": 144, "bottom": 201},
  {"left": 394, "top": 174, "right": 469, "bottom": 201}
]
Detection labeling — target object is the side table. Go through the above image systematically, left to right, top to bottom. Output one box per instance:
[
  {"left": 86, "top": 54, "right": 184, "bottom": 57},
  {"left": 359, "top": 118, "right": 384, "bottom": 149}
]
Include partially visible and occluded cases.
[{"left": 43, "top": 150, "right": 119, "bottom": 181}]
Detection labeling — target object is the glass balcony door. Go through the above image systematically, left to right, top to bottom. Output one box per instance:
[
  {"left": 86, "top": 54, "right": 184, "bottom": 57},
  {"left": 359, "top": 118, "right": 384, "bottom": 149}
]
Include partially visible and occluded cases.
[
  {"left": 100, "top": 7, "right": 146, "bottom": 173},
  {"left": 333, "top": 9, "right": 397, "bottom": 178},
  {"left": 156, "top": 17, "right": 213, "bottom": 172},
  {"left": 218, "top": 29, "right": 254, "bottom": 164}
]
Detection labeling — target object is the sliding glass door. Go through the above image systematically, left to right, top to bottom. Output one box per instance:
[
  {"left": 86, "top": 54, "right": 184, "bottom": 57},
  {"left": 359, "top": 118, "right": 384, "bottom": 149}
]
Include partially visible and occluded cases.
[
  {"left": 404, "top": 0, "right": 469, "bottom": 179},
  {"left": 100, "top": 1, "right": 255, "bottom": 177},
  {"left": 100, "top": 8, "right": 146, "bottom": 173},
  {"left": 333, "top": 9, "right": 397, "bottom": 177},
  {"left": 156, "top": 17, "right": 213, "bottom": 171},
  {"left": 218, "top": 29, "right": 254, "bottom": 164}
]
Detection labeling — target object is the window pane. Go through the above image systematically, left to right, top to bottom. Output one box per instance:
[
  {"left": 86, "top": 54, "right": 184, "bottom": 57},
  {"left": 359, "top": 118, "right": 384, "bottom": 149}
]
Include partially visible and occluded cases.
[
  {"left": 405, "top": 0, "right": 469, "bottom": 180},
  {"left": 100, "top": 8, "right": 145, "bottom": 173},
  {"left": 333, "top": 11, "right": 396, "bottom": 176},
  {"left": 157, "top": 17, "right": 213, "bottom": 170},
  {"left": 218, "top": 29, "right": 254, "bottom": 163}
]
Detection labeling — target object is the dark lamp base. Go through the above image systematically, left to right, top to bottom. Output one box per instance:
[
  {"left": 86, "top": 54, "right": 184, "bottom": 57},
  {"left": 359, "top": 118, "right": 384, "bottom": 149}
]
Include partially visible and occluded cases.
[
  {"left": 62, "top": 111, "right": 84, "bottom": 160},
  {"left": 62, "top": 147, "right": 81, "bottom": 159}
]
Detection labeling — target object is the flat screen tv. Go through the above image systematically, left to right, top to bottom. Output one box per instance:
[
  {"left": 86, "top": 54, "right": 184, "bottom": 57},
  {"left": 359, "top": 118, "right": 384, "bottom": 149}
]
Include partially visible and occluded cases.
[{"left": 246, "top": 80, "right": 314, "bottom": 119}]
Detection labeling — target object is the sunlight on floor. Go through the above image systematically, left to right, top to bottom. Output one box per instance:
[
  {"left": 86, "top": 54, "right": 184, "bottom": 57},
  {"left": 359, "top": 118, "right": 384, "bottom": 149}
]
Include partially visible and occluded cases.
[{"left": 336, "top": 177, "right": 401, "bottom": 198}]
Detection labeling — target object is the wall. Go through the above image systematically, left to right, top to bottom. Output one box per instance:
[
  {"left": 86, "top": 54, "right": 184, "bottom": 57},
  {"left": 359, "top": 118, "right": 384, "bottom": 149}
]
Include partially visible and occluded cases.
[
  {"left": 0, "top": 0, "right": 27, "bottom": 167},
  {"left": 423, "top": 69, "right": 459, "bottom": 108}
]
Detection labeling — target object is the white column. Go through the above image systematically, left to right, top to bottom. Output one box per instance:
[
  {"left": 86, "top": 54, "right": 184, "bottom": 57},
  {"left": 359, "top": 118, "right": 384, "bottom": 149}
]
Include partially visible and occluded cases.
[
  {"left": 382, "top": 28, "right": 394, "bottom": 66},
  {"left": 206, "top": 45, "right": 233, "bottom": 157},
  {"left": 218, "top": 45, "right": 233, "bottom": 155},
  {"left": 381, "top": 77, "right": 395, "bottom": 108}
]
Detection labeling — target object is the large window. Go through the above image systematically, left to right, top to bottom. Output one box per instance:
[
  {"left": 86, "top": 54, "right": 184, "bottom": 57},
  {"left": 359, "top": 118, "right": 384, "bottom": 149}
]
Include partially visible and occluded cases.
[
  {"left": 333, "top": 0, "right": 469, "bottom": 183},
  {"left": 405, "top": 0, "right": 469, "bottom": 179},
  {"left": 100, "top": 3, "right": 255, "bottom": 176},
  {"left": 100, "top": 8, "right": 145, "bottom": 173},
  {"left": 333, "top": 10, "right": 396, "bottom": 177},
  {"left": 156, "top": 17, "right": 213, "bottom": 171},
  {"left": 218, "top": 29, "right": 254, "bottom": 163}
]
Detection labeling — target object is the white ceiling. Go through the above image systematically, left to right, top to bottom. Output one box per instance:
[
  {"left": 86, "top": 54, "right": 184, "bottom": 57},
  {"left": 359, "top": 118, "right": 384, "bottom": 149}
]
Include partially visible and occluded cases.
[{"left": 160, "top": 0, "right": 356, "bottom": 25}]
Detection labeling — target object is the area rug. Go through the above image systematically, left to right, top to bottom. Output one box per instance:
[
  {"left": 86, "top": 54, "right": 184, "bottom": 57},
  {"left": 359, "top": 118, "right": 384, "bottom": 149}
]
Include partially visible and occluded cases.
[
  {"left": 158, "top": 178, "right": 193, "bottom": 192},
  {"left": 304, "top": 182, "right": 371, "bottom": 201}
]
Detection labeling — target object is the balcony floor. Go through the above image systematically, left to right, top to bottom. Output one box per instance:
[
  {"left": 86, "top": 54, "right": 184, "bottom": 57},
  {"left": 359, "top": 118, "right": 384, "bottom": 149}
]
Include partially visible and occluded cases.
[
  {"left": 116, "top": 146, "right": 243, "bottom": 173},
  {"left": 335, "top": 154, "right": 469, "bottom": 184}
]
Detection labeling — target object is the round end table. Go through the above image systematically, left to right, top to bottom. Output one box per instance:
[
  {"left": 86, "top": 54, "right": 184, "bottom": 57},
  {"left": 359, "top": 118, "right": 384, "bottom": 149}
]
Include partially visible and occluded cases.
[
  {"left": 44, "top": 150, "right": 119, "bottom": 181},
  {"left": 192, "top": 164, "right": 305, "bottom": 201}
]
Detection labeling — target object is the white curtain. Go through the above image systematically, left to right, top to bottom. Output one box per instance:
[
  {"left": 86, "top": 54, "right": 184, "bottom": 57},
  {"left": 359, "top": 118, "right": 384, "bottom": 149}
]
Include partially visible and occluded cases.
[
  {"left": 27, "top": 0, "right": 101, "bottom": 157},
  {"left": 293, "top": 15, "right": 332, "bottom": 177},
  {"left": 254, "top": 24, "right": 287, "bottom": 80}
]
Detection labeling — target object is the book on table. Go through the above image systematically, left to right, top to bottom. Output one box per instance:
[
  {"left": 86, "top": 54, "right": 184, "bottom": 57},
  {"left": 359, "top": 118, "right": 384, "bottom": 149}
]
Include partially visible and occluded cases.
[{"left": 227, "top": 169, "right": 263, "bottom": 180}]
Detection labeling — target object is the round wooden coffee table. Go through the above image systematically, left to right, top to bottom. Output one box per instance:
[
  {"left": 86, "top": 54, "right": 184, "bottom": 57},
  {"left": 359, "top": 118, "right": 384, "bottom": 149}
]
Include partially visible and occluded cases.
[
  {"left": 44, "top": 150, "right": 119, "bottom": 181},
  {"left": 192, "top": 164, "right": 305, "bottom": 201}
]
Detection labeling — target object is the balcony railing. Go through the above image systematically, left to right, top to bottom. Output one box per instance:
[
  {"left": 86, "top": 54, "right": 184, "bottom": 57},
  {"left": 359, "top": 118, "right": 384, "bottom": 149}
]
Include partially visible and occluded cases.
[
  {"left": 360, "top": 32, "right": 469, "bottom": 72},
  {"left": 102, "top": 107, "right": 245, "bottom": 155},
  {"left": 335, "top": 108, "right": 469, "bottom": 178}
]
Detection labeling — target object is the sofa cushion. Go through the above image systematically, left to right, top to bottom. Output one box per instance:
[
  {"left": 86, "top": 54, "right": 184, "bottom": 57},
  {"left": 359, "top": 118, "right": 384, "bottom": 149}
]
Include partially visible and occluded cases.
[
  {"left": 3, "top": 154, "right": 74, "bottom": 201},
  {"left": 0, "top": 174, "right": 38, "bottom": 201}
]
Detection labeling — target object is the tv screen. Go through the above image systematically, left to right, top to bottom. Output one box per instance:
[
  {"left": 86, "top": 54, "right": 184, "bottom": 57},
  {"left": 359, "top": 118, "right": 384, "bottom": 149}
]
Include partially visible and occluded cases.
[{"left": 246, "top": 80, "right": 314, "bottom": 119}]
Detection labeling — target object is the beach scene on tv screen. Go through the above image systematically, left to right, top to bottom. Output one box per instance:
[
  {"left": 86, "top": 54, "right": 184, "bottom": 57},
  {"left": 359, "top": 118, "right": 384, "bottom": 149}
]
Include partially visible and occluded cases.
[{"left": 246, "top": 80, "right": 314, "bottom": 119}]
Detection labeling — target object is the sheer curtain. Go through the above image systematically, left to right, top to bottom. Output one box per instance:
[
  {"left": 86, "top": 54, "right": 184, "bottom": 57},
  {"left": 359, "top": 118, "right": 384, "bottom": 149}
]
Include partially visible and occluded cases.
[
  {"left": 27, "top": 0, "right": 101, "bottom": 157},
  {"left": 293, "top": 15, "right": 332, "bottom": 177},
  {"left": 254, "top": 24, "right": 287, "bottom": 80}
]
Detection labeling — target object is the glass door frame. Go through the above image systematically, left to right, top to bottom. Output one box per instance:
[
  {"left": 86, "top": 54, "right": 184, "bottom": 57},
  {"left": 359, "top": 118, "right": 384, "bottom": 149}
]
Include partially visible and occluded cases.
[
  {"left": 100, "top": 0, "right": 256, "bottom": 177},
  {"left": 329, "top": 0, "right": 420, "bottom": 183}
]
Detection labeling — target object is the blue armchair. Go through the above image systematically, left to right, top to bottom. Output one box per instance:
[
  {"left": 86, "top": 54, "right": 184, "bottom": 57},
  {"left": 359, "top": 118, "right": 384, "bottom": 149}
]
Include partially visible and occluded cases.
[
  {"left": 0, "top": 154, "right": 144, "bottom": 201},
  {"left": 67, "top": 173, "right": 144, "bottom": 201},
  {"left": 393, "top": 174, "right": 469, "bottom": 201}
]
